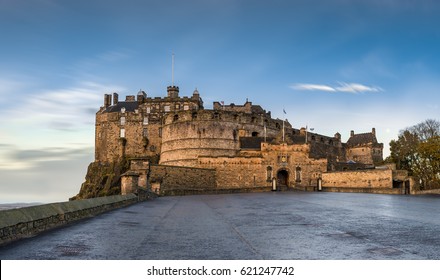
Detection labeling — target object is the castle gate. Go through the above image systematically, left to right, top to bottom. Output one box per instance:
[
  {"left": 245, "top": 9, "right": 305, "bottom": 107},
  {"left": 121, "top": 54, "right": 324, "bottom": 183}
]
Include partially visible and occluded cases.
[{"left": 277, "top": 169, "right": 289, "bottom": 187}]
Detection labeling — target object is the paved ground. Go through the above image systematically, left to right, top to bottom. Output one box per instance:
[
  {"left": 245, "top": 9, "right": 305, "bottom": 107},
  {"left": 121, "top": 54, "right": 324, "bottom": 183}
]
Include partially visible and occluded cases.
[{"left": 1, "top": 192, "right": 439, "bottom": 260}]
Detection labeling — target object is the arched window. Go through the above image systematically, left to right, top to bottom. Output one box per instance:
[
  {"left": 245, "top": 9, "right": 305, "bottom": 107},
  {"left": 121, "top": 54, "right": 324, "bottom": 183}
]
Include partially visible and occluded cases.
[
  {"left": 192, "top": 112, "right": 198, "bottom": 120},
  {"left": 173, "top": 114, "right": 179, "bottom": 122},
  {"left": 252, "top": 131, "right": 259, "bottom": 137}
]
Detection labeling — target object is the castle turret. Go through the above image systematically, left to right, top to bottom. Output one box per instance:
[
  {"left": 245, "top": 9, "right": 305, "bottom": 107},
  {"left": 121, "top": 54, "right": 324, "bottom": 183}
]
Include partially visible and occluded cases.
[
  {"left": 167, "top": 86, "right": 179, "bottom": 98},
  {"left": 192, "top": 88, "right": 200, "bottom": 99},
  {"left": 137, "top": 90, "right": 146, "bottom": 103},
  {"left": 113, "top": 92, "right": 119, "bottom": 105},
  {"left": 372, "top": 127, "right": 376, "bottom": 136}
]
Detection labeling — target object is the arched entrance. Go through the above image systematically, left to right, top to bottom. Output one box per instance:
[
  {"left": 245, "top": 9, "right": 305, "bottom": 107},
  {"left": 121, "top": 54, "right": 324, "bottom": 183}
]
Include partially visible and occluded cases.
[{"left": 277, "top": 169, "right": 289, "bottom": 187}]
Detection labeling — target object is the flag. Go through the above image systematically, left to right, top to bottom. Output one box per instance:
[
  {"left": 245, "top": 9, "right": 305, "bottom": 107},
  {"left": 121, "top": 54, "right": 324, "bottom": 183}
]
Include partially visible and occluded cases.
[{"left": 283, "top": 109, "right": 286, "bottom": 114}]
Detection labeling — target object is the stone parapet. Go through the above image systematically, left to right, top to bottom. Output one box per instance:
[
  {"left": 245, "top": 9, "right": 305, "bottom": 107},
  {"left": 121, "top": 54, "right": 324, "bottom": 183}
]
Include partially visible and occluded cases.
[{"left": 0, "top": 194, "right": 138, "bottom": 246}]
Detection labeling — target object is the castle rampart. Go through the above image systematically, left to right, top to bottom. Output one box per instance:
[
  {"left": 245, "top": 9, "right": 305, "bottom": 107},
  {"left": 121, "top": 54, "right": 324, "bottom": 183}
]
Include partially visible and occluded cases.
[{"left": 74, "top": 83, "right": 406, "bottom": 200}]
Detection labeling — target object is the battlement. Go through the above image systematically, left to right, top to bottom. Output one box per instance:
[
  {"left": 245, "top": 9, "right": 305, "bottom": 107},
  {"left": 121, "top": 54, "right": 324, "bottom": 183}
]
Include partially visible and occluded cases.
[{"left": 162, "top": 108, "right": 285, "bottom": 130}]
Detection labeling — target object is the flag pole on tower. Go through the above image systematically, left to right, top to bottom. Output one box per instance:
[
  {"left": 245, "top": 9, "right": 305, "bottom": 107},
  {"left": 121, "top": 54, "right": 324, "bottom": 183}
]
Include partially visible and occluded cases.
[{"left": 282, "top": 109, "right": 286, "bottom": 142}]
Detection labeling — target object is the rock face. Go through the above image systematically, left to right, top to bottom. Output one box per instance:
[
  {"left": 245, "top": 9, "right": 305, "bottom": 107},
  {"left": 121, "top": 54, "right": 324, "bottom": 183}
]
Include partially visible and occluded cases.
[{"left": 71, "top": 159, "right": 130, "bottom": 200}]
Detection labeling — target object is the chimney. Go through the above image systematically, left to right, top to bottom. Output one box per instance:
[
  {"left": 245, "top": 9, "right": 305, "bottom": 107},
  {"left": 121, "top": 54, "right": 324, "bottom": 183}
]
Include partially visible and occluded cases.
[
  {"left": 113, "top": 92, "right": 119, "bottom": 105},
  {"left": 104, "top": 94, "right": 111, "bottom": 107},
  {"left": 125, "top": 95, "right": 135, "bottom": 102},
  {"left": 372, "top": 127, "right": 376, "bottom": 136},
  {"left": 350, "top": 130, "right": 355, "bottom": 137},
  {"left": 334, "top": 132, "right": 341, "bottom": 140}
]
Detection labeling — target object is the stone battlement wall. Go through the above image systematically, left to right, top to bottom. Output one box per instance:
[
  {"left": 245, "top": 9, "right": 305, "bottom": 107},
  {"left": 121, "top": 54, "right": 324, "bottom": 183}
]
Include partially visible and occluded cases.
[
  {"left": 163, "top": 109, "right": 285, "bottom": 129},
  {"left": 160, "top": 110, "right": 285, "bottom": 166},
  {"left": 149, "top": 164, "right": 217, "bottom": 193},
  {"left": 322, "top": 169, "right": 393, "bottom": 188},
  {"left": 0, "top": 195, "right": 139, "bottom": 246}
]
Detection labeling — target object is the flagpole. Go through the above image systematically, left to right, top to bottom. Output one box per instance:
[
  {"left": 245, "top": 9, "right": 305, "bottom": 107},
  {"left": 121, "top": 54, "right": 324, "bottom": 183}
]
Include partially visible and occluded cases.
[
  {"left": 282, "top": 108, "right": 286, "bottom": 142},
  {"left": 282, "top": 119, "right": 285, "bottom": 142},
  {"left": 264, "top": 124, "right": 267, "bottom": 142},
  {"left": 305, "top": 125, "right": 308, "bottom": 144}
]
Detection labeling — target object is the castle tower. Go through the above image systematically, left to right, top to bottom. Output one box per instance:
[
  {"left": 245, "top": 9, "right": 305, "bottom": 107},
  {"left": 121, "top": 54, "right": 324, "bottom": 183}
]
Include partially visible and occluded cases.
[{"left": 167, "top": 86, "right": 179, "bottom": 98}]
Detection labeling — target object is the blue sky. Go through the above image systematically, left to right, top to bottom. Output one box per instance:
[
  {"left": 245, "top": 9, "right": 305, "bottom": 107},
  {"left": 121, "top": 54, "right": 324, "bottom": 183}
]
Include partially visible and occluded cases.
[{"left": 1, "top": 0, "right": 439, "bottom": 203}]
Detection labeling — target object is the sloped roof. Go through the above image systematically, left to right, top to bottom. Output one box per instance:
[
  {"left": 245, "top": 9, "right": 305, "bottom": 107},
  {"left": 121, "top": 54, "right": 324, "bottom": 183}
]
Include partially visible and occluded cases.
[
  {"left": 104, "top": 101, "right": 139, "bottom": 113},
  {"left": 346, "top": 132, "right": 377, "bottom": 147}
]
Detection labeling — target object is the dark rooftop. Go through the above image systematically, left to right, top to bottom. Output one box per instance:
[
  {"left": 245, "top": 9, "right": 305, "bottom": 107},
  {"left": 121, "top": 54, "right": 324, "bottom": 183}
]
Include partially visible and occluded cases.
[
  {"left": 104, "top": 101, "right": 139, "bottom": 113},
  {"left": 346, "top": 132, "right": 377, "bottom": 147}
]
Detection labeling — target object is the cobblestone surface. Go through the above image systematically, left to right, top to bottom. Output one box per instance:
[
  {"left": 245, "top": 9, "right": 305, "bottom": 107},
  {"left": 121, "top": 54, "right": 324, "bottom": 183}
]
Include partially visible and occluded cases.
[{"left": 1, "top": 192, "right": 439, "bottom": 259}]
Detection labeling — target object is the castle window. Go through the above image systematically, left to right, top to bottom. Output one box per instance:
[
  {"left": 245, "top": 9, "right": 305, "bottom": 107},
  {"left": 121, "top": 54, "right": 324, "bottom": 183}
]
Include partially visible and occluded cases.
[
  {"left": 175, "top": 104, "right": 180, "bottom": 110},
  {"left": 164, "top": 105, "right": 170, "bottom": 112},
  {"left": 184, "top": 105, "right": 189, "bottom": 110},
  {"left": 121, "top": 107, "right": 126, "bottom": 114},
  {"left": 146, "top": 107, "right": 151, "bottom": 113},
  {"left": 192, "top": 112, "right": 198, "bottom": 120},
  {"left": 213, "top": 112, "right": 220, "bottom": 119},
  {"left": 173, "top": 114, "right": 179, "bottom": 122},
  {"left": 234, "top": 114, "right": 239, "bottom": 121},
  {"left": 120, "top": 117, "right": 126, "bottom": 126},
  {"left": 143, "top": 117, "right": 149, "bottom": 125},
  {"left": 251, "top": 117, "right": 256, "bottom": 123},
  {"left": 276, "top": 123, "right": 280, "bottom": 129},
  {"left": 120, "top": 128, "right": 125, "bottom": 138},
  {"left": 143, "top": 128, "right": 148, "bottom": 137},
  {"left": 158, "top": 128, "right": 162, "bottom": 137},
  {"left": 252, "top": 131, "right": 259, "bottom": 137},
  {"left": 311, "top": 135, "right": 316, "bottom": 141}
]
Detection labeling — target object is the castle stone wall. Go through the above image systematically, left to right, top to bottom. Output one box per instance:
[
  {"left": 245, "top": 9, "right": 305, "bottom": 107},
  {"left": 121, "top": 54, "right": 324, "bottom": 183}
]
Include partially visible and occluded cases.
[
  {"left": 160, "top": 110, "right": 281, "bottom": 166},
  {"left": 261, "top": 142, "right": 328, "bottom": 187},
  {"left": 199, "top": 156, "right": 267, "bottom": 188},
  {"left": 149, "top": 164, "right": 217, "bottom": 194},
  {"left": 322, "top": 169, "right": 393, "bottom": 188}
]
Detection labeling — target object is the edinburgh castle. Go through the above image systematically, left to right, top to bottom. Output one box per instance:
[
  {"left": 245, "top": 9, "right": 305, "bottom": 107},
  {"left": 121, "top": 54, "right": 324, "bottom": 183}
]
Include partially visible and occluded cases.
[{"left": 73, "top": 84, "right": 412, "bottom": 200}]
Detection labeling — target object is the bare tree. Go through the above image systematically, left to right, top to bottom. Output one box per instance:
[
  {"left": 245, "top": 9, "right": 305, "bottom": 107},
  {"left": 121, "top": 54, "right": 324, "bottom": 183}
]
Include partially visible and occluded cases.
[{"left": 407, "top": 119, "right": 440, "bottom": 142}]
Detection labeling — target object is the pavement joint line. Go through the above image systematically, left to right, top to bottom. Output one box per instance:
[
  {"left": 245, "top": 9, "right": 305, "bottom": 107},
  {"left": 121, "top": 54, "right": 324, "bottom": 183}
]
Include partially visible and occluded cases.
[{"left": 202, "top": 199, "right": 264, "bottom": 259}]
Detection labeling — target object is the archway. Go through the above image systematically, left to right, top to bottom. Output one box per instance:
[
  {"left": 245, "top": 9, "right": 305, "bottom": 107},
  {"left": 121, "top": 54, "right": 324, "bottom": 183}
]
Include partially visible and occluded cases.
[{"left": 277, "top": 169, "right": 289, "bottom": 187}]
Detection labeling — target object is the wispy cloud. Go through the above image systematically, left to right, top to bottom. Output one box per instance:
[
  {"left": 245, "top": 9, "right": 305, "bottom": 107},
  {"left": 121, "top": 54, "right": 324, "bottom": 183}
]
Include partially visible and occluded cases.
[
  {"left": 4, "top": 81, "right": 125, "bottom": 130},
  {"left": 291, "top": 82, "right": 383, "bottom": 94},
  {"left": 0, "top": 145, "right": 93, "bottom": 171}
]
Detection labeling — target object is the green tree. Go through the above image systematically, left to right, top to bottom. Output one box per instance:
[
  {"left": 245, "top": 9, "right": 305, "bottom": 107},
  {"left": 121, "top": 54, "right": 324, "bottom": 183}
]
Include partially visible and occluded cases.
[{"left": 387, "top": 119, "right": 440, "bottom": 188}]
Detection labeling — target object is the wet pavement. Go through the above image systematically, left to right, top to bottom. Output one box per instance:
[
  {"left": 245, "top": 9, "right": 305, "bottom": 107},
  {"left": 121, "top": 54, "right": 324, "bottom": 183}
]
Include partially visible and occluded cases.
[{"left": 1, "top": 192, "right": 439, "bottom": 259}]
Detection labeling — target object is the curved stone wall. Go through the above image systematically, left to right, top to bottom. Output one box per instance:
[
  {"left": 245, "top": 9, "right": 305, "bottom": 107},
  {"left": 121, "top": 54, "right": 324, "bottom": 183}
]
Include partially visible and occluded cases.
[{"left": 159, "top": 110, "right": 281, "bottom": 166}]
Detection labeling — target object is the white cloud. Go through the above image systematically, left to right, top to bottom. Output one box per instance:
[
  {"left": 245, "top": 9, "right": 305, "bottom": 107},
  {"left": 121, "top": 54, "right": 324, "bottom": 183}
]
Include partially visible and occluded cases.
[
  {"left": 291, "top": 82, "right": 383, "bottom": 94},
  {"left": 335, "top": 82, "right": 383, "bottom": 93},
  {"left": 291, "top": 83, "right": 336, "bottom": 92}
]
